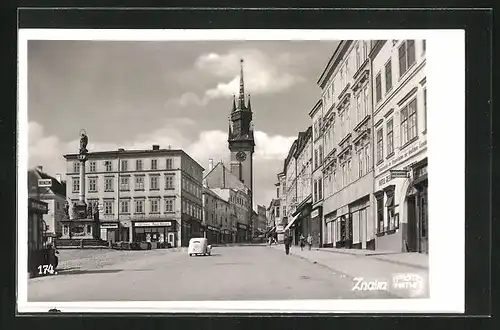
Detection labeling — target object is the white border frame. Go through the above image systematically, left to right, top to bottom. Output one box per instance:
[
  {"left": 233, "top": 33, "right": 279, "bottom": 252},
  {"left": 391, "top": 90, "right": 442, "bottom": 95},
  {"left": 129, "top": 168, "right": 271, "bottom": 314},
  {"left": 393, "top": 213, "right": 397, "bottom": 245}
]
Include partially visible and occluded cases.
[{"left": 17, "top": 29, "right": 465, "bottom": 314}]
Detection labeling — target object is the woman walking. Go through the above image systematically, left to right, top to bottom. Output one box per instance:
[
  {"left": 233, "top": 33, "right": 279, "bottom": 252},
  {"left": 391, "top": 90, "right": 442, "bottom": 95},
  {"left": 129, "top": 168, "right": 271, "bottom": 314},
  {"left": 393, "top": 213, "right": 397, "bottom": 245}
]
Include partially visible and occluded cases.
[{"left": 307, "top": 234, "right": 313, "bottom": 250}]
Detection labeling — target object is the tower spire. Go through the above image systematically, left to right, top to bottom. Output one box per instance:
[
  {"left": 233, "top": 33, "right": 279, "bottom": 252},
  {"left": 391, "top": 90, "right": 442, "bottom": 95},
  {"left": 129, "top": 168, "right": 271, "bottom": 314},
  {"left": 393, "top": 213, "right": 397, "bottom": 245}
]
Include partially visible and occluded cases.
[{"left": 238, "top": 58, "right": 245, "bottom": 109}]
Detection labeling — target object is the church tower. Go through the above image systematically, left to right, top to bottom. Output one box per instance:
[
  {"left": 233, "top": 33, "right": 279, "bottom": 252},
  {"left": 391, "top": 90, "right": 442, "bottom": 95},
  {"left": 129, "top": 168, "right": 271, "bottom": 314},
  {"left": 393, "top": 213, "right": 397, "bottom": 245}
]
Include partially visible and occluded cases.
[{"left": 228, "top": 59, "right": 255, "bottom": 206}]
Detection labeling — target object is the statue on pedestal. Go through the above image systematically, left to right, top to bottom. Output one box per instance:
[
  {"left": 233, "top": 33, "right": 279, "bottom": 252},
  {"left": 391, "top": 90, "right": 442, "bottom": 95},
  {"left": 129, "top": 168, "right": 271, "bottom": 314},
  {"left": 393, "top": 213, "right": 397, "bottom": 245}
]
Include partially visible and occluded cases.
[
  {"left": 79, "top": 129, "right": 88, "bottom": 155},
  {"left": 64, "top": 200, "right": 69, "bottom": 218}
]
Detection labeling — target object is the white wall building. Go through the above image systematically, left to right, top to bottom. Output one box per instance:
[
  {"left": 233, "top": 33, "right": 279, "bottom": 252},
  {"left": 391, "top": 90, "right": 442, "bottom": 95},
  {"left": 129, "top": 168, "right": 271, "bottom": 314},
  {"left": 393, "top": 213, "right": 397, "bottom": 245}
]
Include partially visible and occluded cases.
[{"left": 370, "top": 39, "right": 428, "bottom": 253}]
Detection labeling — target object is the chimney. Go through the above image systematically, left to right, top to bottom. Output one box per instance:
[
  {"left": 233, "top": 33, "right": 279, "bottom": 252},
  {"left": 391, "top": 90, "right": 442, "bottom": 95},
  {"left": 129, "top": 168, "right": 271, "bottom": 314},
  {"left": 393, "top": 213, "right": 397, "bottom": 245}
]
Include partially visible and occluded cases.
[
  {"left": 152, "top": 145, "right": 160, "bottom": 150},
  {"left": 209, "top": 159, "right": 214, "bottom": 171},
  {"left": 36, "top": 165, "right": 43, "bottom": 173},
  {"left": 56, "top": 173, "right": 62, "bottom": 183}
]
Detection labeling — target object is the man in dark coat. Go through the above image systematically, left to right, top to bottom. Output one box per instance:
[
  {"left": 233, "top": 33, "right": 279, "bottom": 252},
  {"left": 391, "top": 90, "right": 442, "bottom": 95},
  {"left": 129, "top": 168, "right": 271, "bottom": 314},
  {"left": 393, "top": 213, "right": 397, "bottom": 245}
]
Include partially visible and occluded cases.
[{"left": 284, "top": 233, "right": 291, "bottom": 255}]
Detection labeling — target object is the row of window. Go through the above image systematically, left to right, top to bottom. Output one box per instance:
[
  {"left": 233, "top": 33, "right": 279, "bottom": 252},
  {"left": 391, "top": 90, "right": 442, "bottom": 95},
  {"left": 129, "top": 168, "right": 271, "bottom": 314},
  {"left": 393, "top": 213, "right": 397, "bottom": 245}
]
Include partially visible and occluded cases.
[
  {"left": 375, "top": 40, "right": 424, "bottom": 105},
  {"left": 322, "top": 41, "right": 371, "bottom": 111},
  {"left": 376, "top": 92, "right": 426, "bottom": 164},
  {"left": 320, "top": 144, "right": 371, "bottom": 200},
  {"left": 73, "top": 158, "right": 175, "bottom": 173},
  {"left": 72, "top": 174, "right": 176, "bottom": 193},
  {"left": 182, "top": 177, "right": 202, "bottom": 199},
  {"left": 98, "top": 197, "right": 176, "bottom": 216},
  {"left": 182, "top": 199, "right": 202, "bottom": 220}
]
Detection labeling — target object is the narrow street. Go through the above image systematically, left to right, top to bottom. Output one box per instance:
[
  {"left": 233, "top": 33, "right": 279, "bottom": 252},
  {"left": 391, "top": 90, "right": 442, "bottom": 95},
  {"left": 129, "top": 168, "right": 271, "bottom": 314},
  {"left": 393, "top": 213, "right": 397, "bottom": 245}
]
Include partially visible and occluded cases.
[{"left": 28, "top": 245, "right": 394, "bottom": 301}]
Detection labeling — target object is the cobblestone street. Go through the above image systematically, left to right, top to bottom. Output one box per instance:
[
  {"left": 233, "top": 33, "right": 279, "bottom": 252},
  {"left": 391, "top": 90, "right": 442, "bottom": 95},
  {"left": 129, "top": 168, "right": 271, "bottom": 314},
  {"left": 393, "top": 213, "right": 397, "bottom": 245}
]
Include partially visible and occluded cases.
[{"left": 28, "top": 245, "right": 396, "bottom": 301}]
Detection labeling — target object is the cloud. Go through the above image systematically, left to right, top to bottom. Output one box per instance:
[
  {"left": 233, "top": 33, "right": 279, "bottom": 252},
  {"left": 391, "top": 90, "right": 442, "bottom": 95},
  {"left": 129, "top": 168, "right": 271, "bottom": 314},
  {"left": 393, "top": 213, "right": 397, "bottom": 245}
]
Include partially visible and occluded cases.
[
  {"left": 169, "top": 49, "right": 305, "bottom": 108},
  {"left": 27, "top": 121, "right": 294, "bottom": 206}
]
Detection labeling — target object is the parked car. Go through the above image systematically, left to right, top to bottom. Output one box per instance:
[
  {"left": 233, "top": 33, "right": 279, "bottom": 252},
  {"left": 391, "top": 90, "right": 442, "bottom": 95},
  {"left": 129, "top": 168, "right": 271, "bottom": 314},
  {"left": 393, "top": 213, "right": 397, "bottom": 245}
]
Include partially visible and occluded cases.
[{"left": 188, "top": 237, "right": 212, "bottom": 256}]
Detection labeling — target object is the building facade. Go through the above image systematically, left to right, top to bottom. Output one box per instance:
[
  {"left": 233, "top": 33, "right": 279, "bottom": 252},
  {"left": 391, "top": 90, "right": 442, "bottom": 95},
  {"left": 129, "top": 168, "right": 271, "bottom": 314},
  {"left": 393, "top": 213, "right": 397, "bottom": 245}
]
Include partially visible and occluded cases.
[
  {"left": 370, "top": 39, "right": 428, "bottom": 253},
  {"left": 318, "top": 40, "right": 376, "bottom": 250},
  {"left": 310, "top": 100, "right": 325, "bottom": 247},
  {"left": 282, "top": 127, "right": 313, "bottom": 245},
  {"left": 63, "top": 145, "right": 204, "bottom": 247},
  {"left": 204, "top": 160, "right": 252, "bottom": 242},
  {"left": 28, "top": 166, "right": 67, "bottom": 244},
  {"left": 275, "top": 172, "right": 286, "bottom": 242},
  {"left": 202, "top": 186, "right": 231, "bottom": 244},
  {"left": 211, "top": 187, "right": 251, "bottom": 243},
  {"left": 256, "top": 205, "right": 268, "bottom": 233}
]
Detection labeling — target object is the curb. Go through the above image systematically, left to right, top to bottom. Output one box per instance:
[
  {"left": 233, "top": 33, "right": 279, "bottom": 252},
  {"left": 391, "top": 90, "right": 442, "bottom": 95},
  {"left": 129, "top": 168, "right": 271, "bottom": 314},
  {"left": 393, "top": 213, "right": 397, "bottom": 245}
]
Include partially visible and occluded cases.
[
  {"left": 314, "top": 248, "right": 428, "bottom": 271},
  {"left": 284, "top": 251, "right": 404, "bottom": 299}
]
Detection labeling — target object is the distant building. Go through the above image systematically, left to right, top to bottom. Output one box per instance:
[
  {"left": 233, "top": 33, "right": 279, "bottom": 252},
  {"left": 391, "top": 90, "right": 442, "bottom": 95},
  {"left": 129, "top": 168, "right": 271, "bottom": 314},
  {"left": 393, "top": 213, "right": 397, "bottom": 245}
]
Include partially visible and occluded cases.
[
  {"left": 282, "top": 127, "right": 313, "bottom": 245},
  {"left": 63, "top": 145, "right": 204, "bottom": 247},
  {"left": 204, "top": 160, "right": 252, "bottom": 242},
  {"left": 28, "top": 166, "right": 66, "bottom": 244},
  {"left": 202, "top": 186, "right": 232, "bottom": 244},
  {"left": 256, "top": 205, "right": 267, "bottom": 233}
]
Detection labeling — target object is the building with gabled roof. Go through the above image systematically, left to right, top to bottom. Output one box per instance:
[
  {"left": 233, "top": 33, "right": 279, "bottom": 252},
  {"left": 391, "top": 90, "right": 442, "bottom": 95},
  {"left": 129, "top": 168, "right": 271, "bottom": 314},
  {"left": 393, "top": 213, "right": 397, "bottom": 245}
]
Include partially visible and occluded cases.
[{"left": 28, "top": 166, "right": 67, "bottom": 243}]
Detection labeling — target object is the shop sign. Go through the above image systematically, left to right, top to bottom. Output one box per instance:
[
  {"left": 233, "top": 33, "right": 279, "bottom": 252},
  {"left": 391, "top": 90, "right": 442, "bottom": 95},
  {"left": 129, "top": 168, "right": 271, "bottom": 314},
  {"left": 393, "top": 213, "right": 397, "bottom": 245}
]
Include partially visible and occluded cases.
[
  {"left": 390, "top": 169, "right": 409, "bottom": 179},
  {"left": 37, "top": 179, "right": 52, "bottom": 188},
  {"left": 29, "top": 199, "right": 48, "bottom": 213},
  {"left": 311, "top": 209, "right": 319, "bottom": 218},
  {"left": 135, "top": 221, "right": 172, "bottom": 227},
  {"left": 100, "top": 223, "right": 118, "bottom": 229}
]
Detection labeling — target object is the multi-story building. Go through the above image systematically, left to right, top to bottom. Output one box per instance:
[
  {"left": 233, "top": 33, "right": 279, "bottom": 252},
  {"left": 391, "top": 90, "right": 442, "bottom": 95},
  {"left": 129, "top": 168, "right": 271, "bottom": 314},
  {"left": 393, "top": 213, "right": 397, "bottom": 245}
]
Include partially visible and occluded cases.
[
  {"left": 370, "top": 39, "right": 427, "bottom": 253},
  {"left": 317, "top": 40, "right": 376, "bottom": 250},
  {"left": 310, "top": 100, "right": 325, "bottom": 247},
  {"left": 283, "top": 127, "right": 313, "bottom": 245},
  {"left": 283, "top": 140, "right": 297, "bottom": 241},
  {"left": 63, "top": 145, "right": 204, "bottom": 247},
  {"left": 204, "top": 160, "right": 252, "bottom": 242},
  {"left": 28, "top": 166, "right": 66, "bottom": 245},
  {"left": 275, "top": 172, "right": 286, "bottom": 242},
  {"left": 202, "top": 186, "right": 231, "bottom": 244},
  {"left": 211, "top": 186, "right": 250, "bottom": 243},
  {"left": 256, "top": 205, "right": 268, "bottom": 233}
]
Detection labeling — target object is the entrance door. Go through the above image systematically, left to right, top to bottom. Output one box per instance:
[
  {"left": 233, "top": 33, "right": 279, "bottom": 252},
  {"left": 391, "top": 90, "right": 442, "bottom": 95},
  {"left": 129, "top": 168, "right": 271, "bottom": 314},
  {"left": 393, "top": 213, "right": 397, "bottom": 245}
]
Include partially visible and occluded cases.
[
  {"left": 418, "top": 185, "right": 429, "bottom": 254},
  {"left": 406, "top": 196, "right": 417, "bottom": 252},
  {"left": 100, "top": 228, "right": 107, "bottom": 241},
  {"left": 168, "top": 233, "right": 175, "bottom": 247}
]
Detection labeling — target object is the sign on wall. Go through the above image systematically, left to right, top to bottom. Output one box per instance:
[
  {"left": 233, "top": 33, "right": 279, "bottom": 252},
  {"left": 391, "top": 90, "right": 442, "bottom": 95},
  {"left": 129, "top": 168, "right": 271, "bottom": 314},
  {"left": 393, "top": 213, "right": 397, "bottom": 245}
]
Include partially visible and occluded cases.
[
  {"left": 390, "top": 169, "right": 410, "bottom": 179},
  {"left": 37, "top": 179, "right": 52, "bottom": 188},
  {"left": 311, "top": 209, "right": 319, "bottom": 218},
  {"left": 134, "top": 221, "right": 172, "bottom": 227},
  {"left": 100, "top": 223, "right": 118, "bottom": 229}
]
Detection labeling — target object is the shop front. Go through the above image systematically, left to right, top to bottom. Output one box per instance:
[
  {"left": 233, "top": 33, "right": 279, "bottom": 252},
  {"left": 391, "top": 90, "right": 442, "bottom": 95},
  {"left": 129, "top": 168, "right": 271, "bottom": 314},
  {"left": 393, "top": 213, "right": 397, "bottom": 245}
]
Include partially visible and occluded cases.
[
  {"left": 374, "top": 157, "right": 428, "bottom": 254},
  {"left": 406, "top": 159, "right": 428, "bottom": 254},
  {"left": 349, "top": 196, "right": 373, "bottom": 250},
  {"left": 28, "top": 198, "right": 48, "bottom": 275},
  {"left": 310, "top": 206, "right": 323, "bottom": 247},
  {"left": 133, "top": 220, "right": 177, "bottom": 247},
  {"left": 99, "top": 222, "right": 119, "bottom": 242},
  {"left": 236, "top": 223, "right": 248, "bottom": 243},
  {"left": 205, "top": 225, "right": 220, "bottom": 244}
]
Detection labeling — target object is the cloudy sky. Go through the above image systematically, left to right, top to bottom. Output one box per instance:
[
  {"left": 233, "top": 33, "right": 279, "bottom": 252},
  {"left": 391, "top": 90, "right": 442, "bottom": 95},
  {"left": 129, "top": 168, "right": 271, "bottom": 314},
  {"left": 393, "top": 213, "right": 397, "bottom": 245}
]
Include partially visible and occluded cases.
[{"left": 27, "top": 40, "right": 338, "bottom": 208}]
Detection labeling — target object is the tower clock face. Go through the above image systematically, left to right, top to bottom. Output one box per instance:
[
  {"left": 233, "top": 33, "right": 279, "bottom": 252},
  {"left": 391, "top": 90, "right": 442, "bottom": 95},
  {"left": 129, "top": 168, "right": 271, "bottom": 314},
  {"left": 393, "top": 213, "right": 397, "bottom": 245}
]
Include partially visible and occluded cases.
[{"left": 236, "top": 151, "right": 247, "bottom": 162}]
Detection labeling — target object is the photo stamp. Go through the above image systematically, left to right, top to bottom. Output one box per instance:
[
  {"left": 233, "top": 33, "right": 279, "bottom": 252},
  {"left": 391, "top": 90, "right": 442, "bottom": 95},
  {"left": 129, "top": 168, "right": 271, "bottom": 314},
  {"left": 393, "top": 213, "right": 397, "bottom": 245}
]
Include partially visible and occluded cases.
[{"left": 17, "top": 29, "right": 465, "bottom": 314}]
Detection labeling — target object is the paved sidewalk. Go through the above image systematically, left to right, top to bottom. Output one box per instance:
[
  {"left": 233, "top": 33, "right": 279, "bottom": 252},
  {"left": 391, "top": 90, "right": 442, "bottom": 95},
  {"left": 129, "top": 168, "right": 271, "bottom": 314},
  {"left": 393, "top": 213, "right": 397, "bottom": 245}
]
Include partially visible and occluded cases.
[{"left": 270, "top": 244, "right": 429, "bottom": 298}]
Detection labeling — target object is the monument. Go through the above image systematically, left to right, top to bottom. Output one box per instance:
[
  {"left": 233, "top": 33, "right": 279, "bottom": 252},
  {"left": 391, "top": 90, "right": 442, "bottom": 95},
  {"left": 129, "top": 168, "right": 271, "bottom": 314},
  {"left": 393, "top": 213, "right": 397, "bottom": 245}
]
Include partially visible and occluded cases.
[{"left": 59, "top": 130, "right": 101, "bottom": 244}]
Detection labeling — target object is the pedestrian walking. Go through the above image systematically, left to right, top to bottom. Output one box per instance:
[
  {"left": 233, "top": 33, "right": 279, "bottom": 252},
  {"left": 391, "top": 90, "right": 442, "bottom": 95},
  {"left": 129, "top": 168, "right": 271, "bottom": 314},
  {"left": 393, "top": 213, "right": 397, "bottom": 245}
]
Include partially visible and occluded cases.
[
  {"left": 284, "top": 234, "right": 291, "bottom": 255},
  {"left": 299, "top": 234, "right": 305, "bottom": 251},
  {"left": 307, "top": 234, "right": 313, "bottom": 250}
]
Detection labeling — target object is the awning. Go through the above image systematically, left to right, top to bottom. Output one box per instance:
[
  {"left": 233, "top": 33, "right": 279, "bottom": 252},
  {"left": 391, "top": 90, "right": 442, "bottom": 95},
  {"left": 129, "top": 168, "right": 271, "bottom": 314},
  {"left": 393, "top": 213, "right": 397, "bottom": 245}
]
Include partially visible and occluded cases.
[{"left": 283, "top": 213, "right": 300, "bottom": 232}]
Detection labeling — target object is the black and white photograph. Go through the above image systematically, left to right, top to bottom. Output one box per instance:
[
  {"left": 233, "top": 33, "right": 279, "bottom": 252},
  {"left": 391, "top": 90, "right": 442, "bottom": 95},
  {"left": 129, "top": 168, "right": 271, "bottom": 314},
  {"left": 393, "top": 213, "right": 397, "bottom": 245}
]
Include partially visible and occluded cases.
[{"left": 17, "top": 29, "right": 465, "bottom": 313}]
